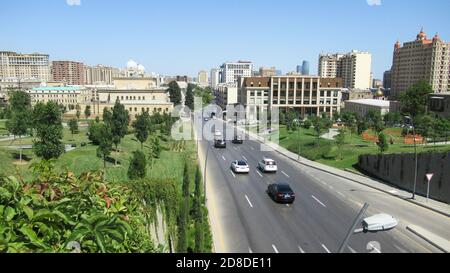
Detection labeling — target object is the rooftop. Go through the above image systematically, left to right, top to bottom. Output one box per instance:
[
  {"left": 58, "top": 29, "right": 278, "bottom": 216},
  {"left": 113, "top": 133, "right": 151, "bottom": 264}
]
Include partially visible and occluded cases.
[
  {"left": 32, "top": 86, "right": 82, "bottom": 91},
  {"left": 346, "top": 99, "right": 390, "bottom": 108}
]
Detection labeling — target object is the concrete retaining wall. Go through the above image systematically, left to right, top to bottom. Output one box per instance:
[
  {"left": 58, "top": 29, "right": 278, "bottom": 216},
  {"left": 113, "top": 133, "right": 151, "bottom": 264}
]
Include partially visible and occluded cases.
[{"left": 358, "top": 152, "right": 450, "bottom": 204}]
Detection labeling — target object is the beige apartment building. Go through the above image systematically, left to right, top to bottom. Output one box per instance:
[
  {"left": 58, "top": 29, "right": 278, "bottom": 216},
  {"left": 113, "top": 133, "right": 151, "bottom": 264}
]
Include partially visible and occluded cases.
[
  {"left": 391, "top": 29, "right": 450, "bottom": 98},
  {"left": 319, "top": 50, "right": 372, "bottom": 89},
  {"left": 0, "top": 51, "right": 51, "bottom": 82},
  {"left": 84, "top": 65, "right": 120, "bottom": 85},
  {"left": 259, "top": 67, "right": 277, "bottom": 77},
  {"left": 197, "top": 70, "right": 209, "bottom": 86},
  {"left": 238, "top": 76, "right": 344, "bottom": 121},
  {"left": 214, "top": 83, "right": 238, "bottom": 110},
  {"left": 27, "top": 86, "right": 91, "bottom": 108}
]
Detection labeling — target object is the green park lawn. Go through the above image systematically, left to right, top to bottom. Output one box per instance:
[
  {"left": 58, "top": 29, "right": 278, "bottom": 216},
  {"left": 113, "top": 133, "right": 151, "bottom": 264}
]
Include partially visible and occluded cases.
[{"left": 258, "top": 125, "right": 450, "bottom": 172}]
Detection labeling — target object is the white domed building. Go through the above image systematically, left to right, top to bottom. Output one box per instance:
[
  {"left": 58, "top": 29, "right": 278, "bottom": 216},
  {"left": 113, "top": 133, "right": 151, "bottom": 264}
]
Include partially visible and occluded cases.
[{"left": 125, "top": 59, "right": 146, "bottom": 78}]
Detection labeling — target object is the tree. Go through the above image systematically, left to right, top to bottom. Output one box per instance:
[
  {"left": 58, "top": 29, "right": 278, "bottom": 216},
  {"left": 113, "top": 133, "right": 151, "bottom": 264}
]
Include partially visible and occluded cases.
[
  {"left": 398, "top": 80, "right": 433, "bottom": 117},
  {"left": 168, "top": 81, "right": 182, "bottom": 105},
  {"left": 185, "top": 83, "right": 195, "bottom": 110},
  {"left": 5, "top": 91, "right": 31, "bottom": 163},
  {"left": 110, "top": 99, "right": 130, "bottom": 165},
  {"left": 33, "top": 102, "right": 64, "bottom": 160},
  {"left": 76, "top": 104, "right": 81, "bottom": 120},
  {"left": 84, "top": 105, "right": 91, "bottom": 120},
  {"left": 103, "top": 108, "right": 113, "bottom": 125},
  {"left": 286, "top": 110, "right": 297, "bottom": 132},
  {"left": 132, "top": 111, "right": 151, "bottom": 150},
  {"left": 341, "top": 112, "right": 357, "bottom": 136},
  {"left": 384, "top": 112, "right": 402, "bottom": 127},
  {"left": 415, "top": 114, "right": 435, "bottom": 140},
  {"left": 311, "top": 116, "right": 325, "bottom": 147},
  {"left": 68, "top": 118, "right": 79, "bottom": 140},
  {"left": 357, "top": 118, "right": 368, "bottom": 135},
  {"left": 302, "top": 119, "right": 312, "bottom": 130},
  {"left": 88, "top": 120, "right": 103, "bottom": 145},
  {"left": 96, "top": 123, "right": 113, "bottom": 169},
  {"left": 335, "top": 129, "right": 346, "bottom": 161},
  {"left": 377, "top": 133, "right": 389, "bottom": 154},
  {"left": 128, "top": 150, "right": 147, "bottom": 180},
  {"left": 177, "top": 162, "right": 190, "bottom": 253},
  {"left": 182, "top": 162, "right": 190, "bottom": 198},
  {"left": 192, "top": 167, "right": 204, "bottom": 252}
]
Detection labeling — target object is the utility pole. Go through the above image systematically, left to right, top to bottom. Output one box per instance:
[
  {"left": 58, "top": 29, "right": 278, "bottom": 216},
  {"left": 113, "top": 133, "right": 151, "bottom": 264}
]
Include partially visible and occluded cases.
[{"left": 338, "top": 203, "right": 369, "bottom": 253}]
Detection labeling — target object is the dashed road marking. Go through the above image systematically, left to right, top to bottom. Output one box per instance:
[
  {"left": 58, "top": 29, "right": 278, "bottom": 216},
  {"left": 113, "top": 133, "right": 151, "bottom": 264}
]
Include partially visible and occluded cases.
[
  {"left": 250, "top": 147, "right": 255, "bottom": 150},
  {"left": 222, "top": 155, "right": 226, "bottom": 161},
  {"left": 242, "top": 155, "right": 248, "bottom": 161},
  {"left": 230, "top": 170, "right": 236, "bottom": 178},
  {"left": 256, "top": 171, "right": 263, "bottom": 177},
  {"left": 281, "top": 171, "right": 290, "bottom": 178},
  {"left": 337, "top": 191, "right": 346, "bottom": 198},
  {"left": 245, "top": 195, "right": 253, "bottom": 208},
  {"left": 312, "top": 195, "right": 327, "bottom": 208},
  {"left": 368, "top": 242, "right": 381, "bottom": 253},
  {"left": 272, "top": 244, "right": 279, "bottom": 253},
  {"left": 321, "top": 244, "right": 331, "bottom": 253},
  {"left": 348, "top": 246, "right": 357, "bottom": 253},
  {"left": 249, "top": 247, "right": 253, "bottom": 253}
]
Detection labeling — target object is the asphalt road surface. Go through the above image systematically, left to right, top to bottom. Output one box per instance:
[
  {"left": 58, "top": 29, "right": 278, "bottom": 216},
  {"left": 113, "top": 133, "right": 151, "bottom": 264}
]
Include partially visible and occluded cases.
[{"left": 195, "top": 113, "right": 450, "bottom": 253}]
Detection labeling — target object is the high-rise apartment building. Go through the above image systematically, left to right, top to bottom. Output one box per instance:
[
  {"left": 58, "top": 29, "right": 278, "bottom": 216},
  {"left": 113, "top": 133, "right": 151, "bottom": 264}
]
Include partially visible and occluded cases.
[
  {"left": 391, "top": 29, "right": 450, "bottom": 98},
  {"left": 0, "top": 51, "right": 51, "bottom": 82},
  {"left": 319, "top": 51, "right": 372, "bottom": 89},
  {"left": 52, "top": 61, "right": 84, "bottom": 85},
  {"left": 221, "top": 61, "right": 253, "bottom": 84},
  {"left": 84, "top": 65, "right": 120, "bottom": 85},
  {"left": 210, "top": 68, "right": 221, "bottom": 88},
  {"left": 383, "top": 69, "right": 392, "bottom": 90},
  {"left": 198, "top": 70, "right": 208, "bottom": 86}
]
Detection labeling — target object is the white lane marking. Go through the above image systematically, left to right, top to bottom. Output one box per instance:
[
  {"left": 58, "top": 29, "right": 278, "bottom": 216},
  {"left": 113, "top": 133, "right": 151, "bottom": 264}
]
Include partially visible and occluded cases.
[
  {"left": 250, "top": 146, "right": 255, "bottom": 150},
  {"left": 233, "top": 147, "right": 238, "bottom": 151},
  {"left": 222, "top": 155, "right": 226, "bottom": 161},
  {"left": 242, "top": 155, "right": 248, "bottom": 161},
  {"left": 230, "top": 170, "right": 236, "bottom": 178},
  {"left": 256, "top": 170, "right": 263, "bottom": 177},
  {"left": 281, "top": 171, "right": 290, "bottom": 178},
  {"left": 328, "top": 185, "right": 334, "bottom": 190},
  {"left": 337, "top": 191, "right": 346, "bottom": 198},
  {"left": 245, "top": 195, "right": 253, "bottom": 208},
  {"left": 312, "top": 195, "right": 327, "bottom": 208},
  {"left": 286, "top": 204, "right": 290, "bottom": 208},
  {"left": 368, "top": 242, "right": 381, "bottom": 253},
  {"left": 272, "top": 244, "right": 279, "bottom": 253},
  {"left": 321, "top": 244, "right": 331, "bottom": 253},
  {"left": 298, "top": 246, "right": 305, "bottom": 253},
  {"left": 348, "top": 246, "right": 357, "bottom": 253},
  {"left": 249, "top": 248, "right": 253, "bottom": 253}
]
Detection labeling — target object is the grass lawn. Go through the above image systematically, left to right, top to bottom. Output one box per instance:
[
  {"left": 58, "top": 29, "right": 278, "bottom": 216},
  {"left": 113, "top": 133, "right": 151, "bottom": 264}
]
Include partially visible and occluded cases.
[{"left": 257, "top": 125, "right": 450, "bottom": 172}]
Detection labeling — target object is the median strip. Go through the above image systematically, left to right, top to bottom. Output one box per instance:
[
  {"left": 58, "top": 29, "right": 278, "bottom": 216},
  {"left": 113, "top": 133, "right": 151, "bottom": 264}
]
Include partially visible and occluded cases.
[{"left": 407, "top": 225, "right": 450, "bottom": 253}]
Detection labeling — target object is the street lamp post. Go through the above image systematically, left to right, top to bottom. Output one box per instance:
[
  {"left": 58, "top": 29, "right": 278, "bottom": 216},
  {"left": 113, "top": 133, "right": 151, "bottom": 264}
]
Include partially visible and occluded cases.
[{"left": 405, "top": 116, "right": 418, "bottom": 200}]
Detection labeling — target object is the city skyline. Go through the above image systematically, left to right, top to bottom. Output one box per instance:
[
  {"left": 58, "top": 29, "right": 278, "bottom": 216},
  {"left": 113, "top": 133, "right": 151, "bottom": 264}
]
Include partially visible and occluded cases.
[{"left": 1, "top": 0, "right": 449, "bottom": 79}]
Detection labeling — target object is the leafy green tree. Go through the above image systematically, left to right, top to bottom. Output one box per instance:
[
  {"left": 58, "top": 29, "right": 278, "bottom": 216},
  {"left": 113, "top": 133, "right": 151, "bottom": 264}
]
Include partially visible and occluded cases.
[
  {"left": 398, "top": 80, "right": 433, "bottom": 117},
  {"left": 168, "top": 81, "right": 182, "bottom": 105},
  {"left": 185, "top": 83, "right": 195, "bottom": 110},
  {"left": 5, "top": 91, "right": 31, "bottom": 162},
  {"left": 110, "top": 99, "right": 130, "bottom": 165},
  {"left": 33, "top": 102, "right": 64, "bottom": 160},
  {"left": 76, "top": 104, "right": 81, "bottom": 120},
  {"left": 84, "top": 105, "right": 91, "bottom": 120},
  {"left": 103, "top": 108, "right": 112, "bottom": 125},
  {"left": 286, "top": 110, "right": 297, "bottom": 132},
  {"left": 132, "top": 111, "right": 151, "bottom": 150},
  {"left": 341, "top": 112, "right": 357, "bottom": 136},
  {"left": 383, "top": 112, "right": 402, "bottom": 127},
  {"left": 415, "top": 114, "right": 435, "bottom": 139},
  {"left": 311, "top": 115, "right": 325, "bottom": 147},
  {"left": 68, "top": 118, "right": 79, "bottom": 140},
  {"left": 357, "top": 118, "right": 368, "bottom": 135},
  {"left": 434, "top": 118, "right": 450, "bottom": 143},
  {"left": 302, "top": 119, "right": 312, "bottom": 129},
  {"left": 88, "top": 120, "right": 103, "bottom": 145},
  {"left": 96, "top": 123, "right": 113, "bottom": 169},
  {"left": 335, "top": 129, "right": 346, "bottom": 161},
  {"left": 377, "top": 133, "right": 389, "bottom": 154},
  {"left": 152, "top": 137, "right": 161, "bottom": 158},
  {"left": 128, "top": 150, "right": 147, "bottom": 180},
  {"left": 177, "top": 162, "right": 190, "bottom": 253},
  {"left": 182, "top": 162, "right": 190, "bottom": 198},
  {"left": 192, "top": 167, "right": 203, "bottom": 252}
]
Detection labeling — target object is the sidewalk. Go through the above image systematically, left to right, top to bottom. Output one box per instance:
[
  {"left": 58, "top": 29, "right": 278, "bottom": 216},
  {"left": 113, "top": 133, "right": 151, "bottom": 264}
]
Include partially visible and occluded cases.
[{"left": 238, "top": 124, "right": 450, "bottom": 218}]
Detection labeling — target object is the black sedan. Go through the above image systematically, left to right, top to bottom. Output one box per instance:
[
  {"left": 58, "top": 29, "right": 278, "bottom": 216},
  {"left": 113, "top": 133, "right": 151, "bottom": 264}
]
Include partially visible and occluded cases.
[
  {"left": 214, "top": 139, "right": 227, "bottom": 148},
  {"left": 267, "top": 183, "right": 296, "bottom": 204}
]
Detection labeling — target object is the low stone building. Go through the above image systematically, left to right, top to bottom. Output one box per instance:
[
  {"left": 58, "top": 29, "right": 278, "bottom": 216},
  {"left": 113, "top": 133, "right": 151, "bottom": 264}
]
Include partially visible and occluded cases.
[
  {"left": 429, "top": 93, "right": 450, "bottom": 118},
  {"left": 343, "top": 99, "right": 390, "bottom": 117}
]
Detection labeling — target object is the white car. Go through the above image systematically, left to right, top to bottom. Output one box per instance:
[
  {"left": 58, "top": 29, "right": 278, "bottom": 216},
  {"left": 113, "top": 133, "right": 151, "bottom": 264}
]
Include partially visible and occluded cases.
[
  {"left": 214, "top": 131, "right": 222, "bottom": 140},
  {"left": 258, "top": 158, "right": 278, "bottom": 173},
  {"left": 231, "top": 160, "right": 250, "bottom": 174},
  {"left": 362, "top": 214, "right": 398, "bottom": 232}
]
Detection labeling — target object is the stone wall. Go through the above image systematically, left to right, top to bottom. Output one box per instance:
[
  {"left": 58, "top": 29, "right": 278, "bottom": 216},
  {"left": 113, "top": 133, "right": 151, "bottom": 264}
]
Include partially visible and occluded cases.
[{"left": 358, "top": 152, "right": 450, "bottom": 203}]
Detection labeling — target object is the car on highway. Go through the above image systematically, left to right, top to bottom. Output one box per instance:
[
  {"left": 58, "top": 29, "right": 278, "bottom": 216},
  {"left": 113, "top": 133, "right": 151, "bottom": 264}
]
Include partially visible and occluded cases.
[
  {"left": 204, "top": 117, "right": 210, "bottom": 122},
  {"left": 214, "top": 130, "right": 222, "bottom": 140},
  {"left": 232, "top": 135, "right": 244, "bottom": 144},
  {"left": 214, "top": 139, "right": 227, "bottom": 148},
  {"left": 258, "top": 158, "right": 278, "bottom": 173},
  {"left": 231, "top": 160, "right": 250, "bottom": 174},
  {"left": 267, "top": 183, "right": 295, "bottom": 204},
  {"left": 362, "top": 214, "right": 398, "bottom": 232}
]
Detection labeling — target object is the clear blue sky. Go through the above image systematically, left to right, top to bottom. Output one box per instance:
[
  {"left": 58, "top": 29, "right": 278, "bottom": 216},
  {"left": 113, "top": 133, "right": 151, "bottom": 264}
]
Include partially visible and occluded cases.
[{"left": 1, "top": 0, "right": 449, "bottom": 79}]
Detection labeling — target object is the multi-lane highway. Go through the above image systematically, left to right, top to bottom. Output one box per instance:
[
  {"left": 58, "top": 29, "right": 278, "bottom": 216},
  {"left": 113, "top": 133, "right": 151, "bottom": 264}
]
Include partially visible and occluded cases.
[{"left": 194, "top": 113, "right": 450, "bottom": 253}]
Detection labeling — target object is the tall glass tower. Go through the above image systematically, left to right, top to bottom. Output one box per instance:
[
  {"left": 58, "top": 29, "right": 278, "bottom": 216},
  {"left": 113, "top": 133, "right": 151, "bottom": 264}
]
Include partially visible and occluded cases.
[{"left": 301, "top": 61, "right": 310, "bottom": 75}]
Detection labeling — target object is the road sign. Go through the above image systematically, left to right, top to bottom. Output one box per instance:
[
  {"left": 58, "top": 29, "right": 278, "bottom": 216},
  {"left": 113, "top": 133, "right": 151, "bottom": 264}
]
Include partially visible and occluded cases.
[
  {"left": 426, "top": 173, "right": 434, "bottom": 203},
  {"left": 426, "top": 174, "right": 434, "bottom": 183}
]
